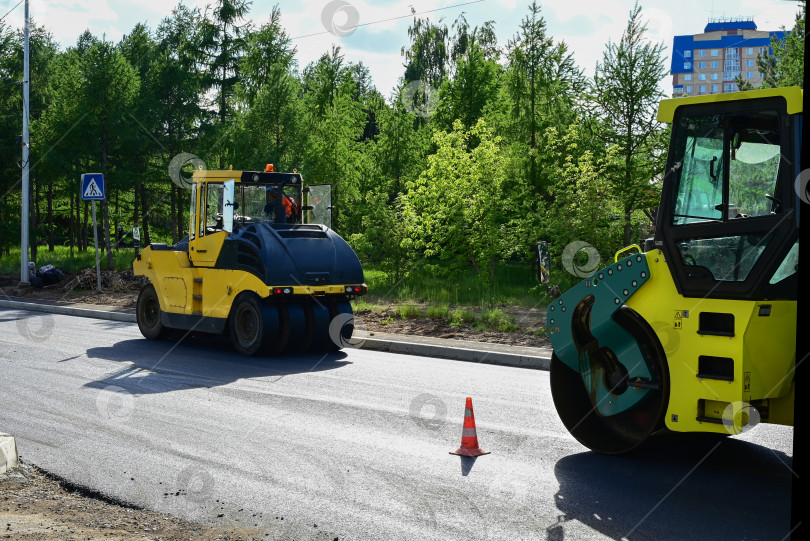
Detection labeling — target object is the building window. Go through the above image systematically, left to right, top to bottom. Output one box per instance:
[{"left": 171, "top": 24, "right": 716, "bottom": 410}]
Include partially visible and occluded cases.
[
  {"left": 747, "top": 47, "right": 754, "bottom": 55},
  {"left": 760, "top": 47, "right": 768, "bottom": 54},
  {"left": 726, "top": 48, "right": 739, "bottom": 59},
  {"left": 699, "top": 49, "right": 706, "bottom": 57},
  {"left": 711, "top": 49, "right": 719, "bottom": 56},
  {"left": 684, "top": 50, "right": 692, "bottom": 58},
  {"left": 747, "top": 59, "right": 755, "bottom": 67},
  {"left": 711, "top": 61, "right": 719, "bottom": 68},
  {"left": 684, "top": 62, "right": 692, "bottom": 69},
  {"left": 699, "top": 62, "right": 706, "bottom": 69},
  {"left": 747, "top": 72, "right": 754, "bottom": 79},
  {"left": 758, "top": 72, "right": 762, "bottom": 78},
  {"left": 699, "top": 73, "right": 706, "bottom": 81},
  {"left": 711, "top": 73, "right": 719, "bottom": 80},
  {"left": 684, "top": 74, "right": 692, "bottom": 81},
  {"left": 724, "top": 83, "right": 738, "bottom": 93},
  {"left": 686, "top": 85, "right": 692, "bottom": 94},
  {"left": 700, "top": 85, "right": 706, "bottom": 93},
  {"left": 711, "top": 85, "right": 719, "bottom": 93}
]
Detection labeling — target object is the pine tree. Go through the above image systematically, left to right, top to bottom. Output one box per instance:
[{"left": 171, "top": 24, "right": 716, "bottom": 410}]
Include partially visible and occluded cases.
[{"left": 590, "top": 1, "right": 667, "bottom": 245}]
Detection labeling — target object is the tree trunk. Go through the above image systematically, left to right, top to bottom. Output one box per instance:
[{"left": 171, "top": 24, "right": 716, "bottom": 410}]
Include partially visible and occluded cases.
[
  {"left": 101, "top": 128, "right": 114, "bottom": 270},
  {"left": 30, "top": 174, "right": 37, "bottom": 264},
  {"left": 133, "top": 180, "right": 139, "bottom": 228},
  {"left": 47, "top": 181, "right": 54, "bottom": 251},
  {"left": 140, "top": 184, "right": 150, "bottom": 246},
  {"left": 170, "top": 184, "right": 177, "bottom": 244},
  {"left": 176, "top": 185, "right": 184, "bottom": 242},
  {"left": 69, "top": 193, "right": 74, "bottom": 257},
  {"left": 83, "top": 200, "right": 89, "bottom": 252},
  {"left": 102, "top": 200, "right": 113, "bottom": 269},
  {"left": 624, "top": 209, "right": 633, "bottom": 246}
]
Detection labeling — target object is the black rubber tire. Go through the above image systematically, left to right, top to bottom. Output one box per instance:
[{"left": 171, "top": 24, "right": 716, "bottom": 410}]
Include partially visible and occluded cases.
[
  {"left": 136, "top": 284, "right": 171, "bottom": 340},
  {"left": 229, "top": 293, "right": 271, "bottom": 356},
  {"left": 325, "top": 300, "right": 354, "bottom": 351},
  {"left": 282, "top": 303, "right": 309, "bottom": 354},
  {"left": 307, "top": 303, "right": 333, "bottom": 353},
  {"left": 550, "top": 309, "right": 670, "bottom": 455}
]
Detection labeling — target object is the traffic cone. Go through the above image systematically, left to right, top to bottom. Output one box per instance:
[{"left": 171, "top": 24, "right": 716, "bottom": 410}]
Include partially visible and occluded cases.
[{"left": 450, "top": 397, "right": 490, "bottom": 457}]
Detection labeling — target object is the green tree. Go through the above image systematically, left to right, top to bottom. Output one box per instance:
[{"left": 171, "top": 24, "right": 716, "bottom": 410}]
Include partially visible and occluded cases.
[
  {"left": 198, "top": 0, "right": 252, "bottom": 168},
  {"left": 504, "top": 1, "right": 585, "bottom": 197},
  {"left": 590, "top": 1, "right": 667, "bottom": 245},
  {"left": 152, "top": 4, "right": 208, "bottom": 242},
  {"left": 759, "top": 4, "right": 805, "bottom": 89},
  {"left": 237, "top": 6, "right": 295, "bottom": 106},
  {"left": 401, "top": 15, "right": 449, "bottom": 126},
  {"left": 0, "top": 21, "right": 19, "bottom": 256},
  {"left": 434, "top": 32, "right": 501, "bottom": 131},
  {"left": 79, "top": 40, "right": 141, "bottom": 268},
  {"left": 300, "top": 46, "right": 366, "bottom": 233},
  {"left": 351, "top": 99, "right": 428, "bottom": 280},
  {"left": 400, "top": 119, "right": 510, "bottom": 299},
  {"left": 542, "top": 124, "right": 624, "bottom": 268}
]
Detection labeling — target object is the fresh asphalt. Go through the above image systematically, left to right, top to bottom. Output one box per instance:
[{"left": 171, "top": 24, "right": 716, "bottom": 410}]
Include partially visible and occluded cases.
[{"left": 0, "top": 305, "right": 796, "bottom": 540}]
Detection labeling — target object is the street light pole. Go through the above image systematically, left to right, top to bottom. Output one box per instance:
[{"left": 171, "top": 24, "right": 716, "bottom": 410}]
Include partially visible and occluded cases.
[{"left": 20, "top": 0, "right": 30, "bottom": 285}]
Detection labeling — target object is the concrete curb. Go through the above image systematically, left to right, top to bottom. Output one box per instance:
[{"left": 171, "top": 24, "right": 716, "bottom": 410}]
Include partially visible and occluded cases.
[
  {"left": 0, "top": 298, "right": 551, "bottom": 370},
  {"left": 0, "top": 298, "right": 135, "bottom": 323},
  {"left": 351, "top": 335, "right": 550, "bottom": 370},
  {"left": 0, "top": 433, "right": 19, "bottom": 474}
]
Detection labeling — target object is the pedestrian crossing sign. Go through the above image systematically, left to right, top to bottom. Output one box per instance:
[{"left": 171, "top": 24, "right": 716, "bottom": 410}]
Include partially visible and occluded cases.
[{"left": 81, "top": 173, "right": 105, "bottom": 200}]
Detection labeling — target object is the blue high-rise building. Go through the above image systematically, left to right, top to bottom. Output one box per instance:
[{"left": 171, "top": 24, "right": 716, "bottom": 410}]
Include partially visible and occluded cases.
[{"left": 670, "top": 17, "right": 787, "bottom": 96}]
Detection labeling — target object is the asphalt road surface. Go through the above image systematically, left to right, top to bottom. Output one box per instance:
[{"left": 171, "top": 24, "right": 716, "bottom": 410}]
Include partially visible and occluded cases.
[{"left": 0, "top": 308, "right": 796, "bottom": 540}]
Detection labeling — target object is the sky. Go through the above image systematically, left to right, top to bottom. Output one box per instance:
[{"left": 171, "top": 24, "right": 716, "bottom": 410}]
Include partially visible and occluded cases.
[{"left": 2, "top": 0, "right": 802, "bottom": 98}]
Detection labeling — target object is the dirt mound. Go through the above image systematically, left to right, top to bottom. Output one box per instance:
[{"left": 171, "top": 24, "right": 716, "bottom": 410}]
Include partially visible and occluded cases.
[{"left": 72, "top": 268, "right": 148, "bottom": 292}]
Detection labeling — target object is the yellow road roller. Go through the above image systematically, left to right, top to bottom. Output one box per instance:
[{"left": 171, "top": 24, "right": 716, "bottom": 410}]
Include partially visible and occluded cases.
[
  {"left": 548, "top": 87, "right": 802, "bottom": 454},
  {"left": 133, "top": 166, "right": 367, "bottom": 355}
]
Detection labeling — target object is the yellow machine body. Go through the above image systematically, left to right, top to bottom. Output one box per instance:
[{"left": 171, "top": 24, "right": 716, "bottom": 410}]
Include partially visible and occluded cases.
[{"left": 626, "top": 251, "right": 795, "bottom": 434}]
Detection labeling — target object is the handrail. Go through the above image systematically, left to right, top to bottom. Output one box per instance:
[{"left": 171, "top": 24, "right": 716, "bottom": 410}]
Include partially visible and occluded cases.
[{"left": 614, "top": 244, "right": 641, "bottom": 263}]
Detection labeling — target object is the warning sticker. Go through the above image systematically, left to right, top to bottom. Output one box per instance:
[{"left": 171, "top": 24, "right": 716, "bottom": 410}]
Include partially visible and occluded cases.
[{"left": 674, "top": 310, "right": 682, "bottom": 330}]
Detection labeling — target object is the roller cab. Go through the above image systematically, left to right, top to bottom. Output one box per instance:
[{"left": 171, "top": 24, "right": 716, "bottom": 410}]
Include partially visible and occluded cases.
[
  {"left": 548, "top": 88, "right": 801, "bottom": 454},
  {"left": 133, "top": 166, "right": 367, "bottom": 355}
]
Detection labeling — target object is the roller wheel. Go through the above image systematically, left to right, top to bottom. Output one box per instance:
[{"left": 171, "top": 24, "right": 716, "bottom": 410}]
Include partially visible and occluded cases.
[
  {"left": 136, "top": 284, "right": 171, "bottom": 340},
  {"left": 229, "top": 293, "right": 276, "bottom": 356},
  {"left": 326, "top": 301, "right": 354, "bottom": 351},
  {"left": 282, "top": 303, "right": 310, "bottom": 354},
  {"left": 306, "top": 303, "right": 333, "bottom": 353},
  {"left": 550, "top": 309, "right": 670, "bottom": 455}
]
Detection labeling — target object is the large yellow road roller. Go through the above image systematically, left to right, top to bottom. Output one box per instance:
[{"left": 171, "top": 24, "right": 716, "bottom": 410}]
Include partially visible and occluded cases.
[
  {"left": 548, "top": 87, "right": 802, "bottom": 454},
  {"left": 133, "top": 166, "right": 367, "bottom": 355}
]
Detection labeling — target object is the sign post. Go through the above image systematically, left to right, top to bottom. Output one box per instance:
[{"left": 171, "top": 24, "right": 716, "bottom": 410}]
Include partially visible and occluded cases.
[{"left": 81, "top": 173, "right": 105, "bottom": 292}]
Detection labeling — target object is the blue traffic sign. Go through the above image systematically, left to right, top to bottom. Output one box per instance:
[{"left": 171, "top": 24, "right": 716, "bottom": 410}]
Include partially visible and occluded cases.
[{"left": 81, "top": 173, "right": 105, "bottom": 200}]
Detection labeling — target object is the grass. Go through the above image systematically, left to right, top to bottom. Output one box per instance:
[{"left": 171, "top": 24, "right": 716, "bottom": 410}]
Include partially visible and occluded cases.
[
  {"left": 2, "top": 245, "right": 549, "bottom": 335},
  {"left": 0, "top": 246, "right": 136, "bottom": 275},
  {"left": 349, "top": 260, "right": 557, "bottom": 334},
  {"left": 362, "top": 261, "right": 546, "bottom": 308},
  {"left": 396, "top": 303, "right": 423, "bottom": 319},
  {"left": 477, "top": 308, "right": 519, "bottom": 333}
]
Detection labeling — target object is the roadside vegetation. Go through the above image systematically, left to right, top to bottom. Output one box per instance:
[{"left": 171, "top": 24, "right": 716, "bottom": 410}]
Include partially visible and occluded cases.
[
  {"left": 0, "top": 1, "right": 803, "bottom": 323},
  {"left": 0, "top": 246, "right": 135, "bottom": 275}
]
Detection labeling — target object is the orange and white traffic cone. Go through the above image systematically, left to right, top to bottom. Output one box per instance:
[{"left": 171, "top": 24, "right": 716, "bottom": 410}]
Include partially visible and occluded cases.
[{"left": 450, "top": 397, "right": 490, "bottom": 457}]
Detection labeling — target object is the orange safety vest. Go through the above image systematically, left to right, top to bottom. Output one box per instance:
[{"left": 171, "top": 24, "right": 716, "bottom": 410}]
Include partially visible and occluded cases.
[{"left": 282, "top": 196, "right": 295, "bottom": 217}]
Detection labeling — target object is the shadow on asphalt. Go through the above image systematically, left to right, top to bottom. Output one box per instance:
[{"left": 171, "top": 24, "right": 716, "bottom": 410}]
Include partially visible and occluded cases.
[
  {"left": 82, "top": 335, "right": 351, "bottom": 395},
  {"left": 551, "top": 431, "right": 793, "bottom": 540},
  {"left": 459, "top": 456, "right": 476, "bottom": 476}
]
